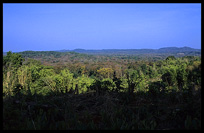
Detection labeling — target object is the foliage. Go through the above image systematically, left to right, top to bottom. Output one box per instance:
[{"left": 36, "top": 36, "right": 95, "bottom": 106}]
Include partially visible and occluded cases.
[
  {"left": 3, "top": 51, "right": 201, "bottom": 130},
  {"left": 97, "top": 67, "right": 114, "bottom": 79},
  {"left": 126, "top": 69, "right": 145, "bottom": 94},
  {"left": 76, "top": 75, "right": 94, "bottom": 94}
]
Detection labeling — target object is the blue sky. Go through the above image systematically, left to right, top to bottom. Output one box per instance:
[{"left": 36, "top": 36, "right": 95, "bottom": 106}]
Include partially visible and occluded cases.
[{"left": 3, "top": 3, "right": 201, "bottom": 52}]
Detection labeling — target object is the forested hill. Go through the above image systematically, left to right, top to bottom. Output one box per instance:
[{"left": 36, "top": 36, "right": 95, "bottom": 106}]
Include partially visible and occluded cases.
[
  {"left": 4, "top": 46, "right": 200, "bottom": 56},
  {"left": 56, "top": 46, "right": 201, "bottom": 55},
  {"left": 3, "top": 47, "right": 200, "bottom": 60}
]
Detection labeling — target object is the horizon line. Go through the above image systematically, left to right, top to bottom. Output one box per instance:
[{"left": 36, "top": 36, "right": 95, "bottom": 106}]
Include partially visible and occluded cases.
[{"left": 3, "top": 46, "right": 201, "bottom": 53}]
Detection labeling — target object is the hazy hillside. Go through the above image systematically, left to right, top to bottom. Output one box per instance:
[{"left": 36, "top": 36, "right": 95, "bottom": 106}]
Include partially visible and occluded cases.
[
  {"left": 56, "top": 46, "right": 201, "bottom": 55},
  {"left": 4, "top": 47, "right": 201, "bottom": 62}
]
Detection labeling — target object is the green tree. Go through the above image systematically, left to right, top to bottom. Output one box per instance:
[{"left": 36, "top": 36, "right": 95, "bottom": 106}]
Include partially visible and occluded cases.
[
  {"left": 3, "top": 51, "right": 24, "bottom": 72},
  {"left": 3, "top": 52, "right": 25, "bottom": 96},
  {"left": 187, "top": 60, "right": 201, "bottom": 88},
  {"left": 176, "top": 63, "right": 188, "bottom": 90},
  {"left": 141, "top": 64, "right": 148, "bottom": 75},
  {"left": 17, "top": 65, "right": 31, "bottom": 91},
  {"left": 161, "top": 66, "right": 177, "bottom": 91},
  {"left": 97, "top": 68, "right": 114, "bottom": 79},
  {"left": 59, "top": 69, "right": 74, "bottom": 93},
  {"left": 126, "top": 69, "right": 144, "bottom": 94},
  {"left": 113, "top": 71, "right": 122, "bottom": 92},
  {"left": 76, "top": 75, "right": 94, "bottom": 94},
  {"left": 101, "top": 78, "right": 116, "bottom": 92}
]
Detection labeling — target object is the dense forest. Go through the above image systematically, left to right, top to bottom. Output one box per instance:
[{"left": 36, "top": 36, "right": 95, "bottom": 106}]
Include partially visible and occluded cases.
[{"left": 3, "top": 50, "right": 201, "bottom": 130}]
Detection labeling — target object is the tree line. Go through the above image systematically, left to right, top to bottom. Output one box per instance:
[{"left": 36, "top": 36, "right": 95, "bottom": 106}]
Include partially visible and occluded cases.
[{"left": 3, "top": 51, "right": 201, "bottom": 96}]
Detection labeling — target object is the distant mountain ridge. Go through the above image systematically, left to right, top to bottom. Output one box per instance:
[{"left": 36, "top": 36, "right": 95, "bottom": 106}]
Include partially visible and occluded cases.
[
  {"left": 4, "top": 46, "right": 201, "bottom": 56},
  {"left": 55, "top": 46, "right": 201, "bottom": 55},
  {"left": 158, "top": 46, "right": 200, "bottom": 53}
]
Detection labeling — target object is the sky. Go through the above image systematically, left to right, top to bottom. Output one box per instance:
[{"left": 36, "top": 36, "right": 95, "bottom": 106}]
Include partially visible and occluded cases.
[{"left": 3, "top": 3, "right": 201, "bottom": 52}]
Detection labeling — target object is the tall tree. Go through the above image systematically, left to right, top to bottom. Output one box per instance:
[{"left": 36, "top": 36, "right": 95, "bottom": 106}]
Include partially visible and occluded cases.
[{"left": 126, "top": 69, "right": 144, "bottom": 94}]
